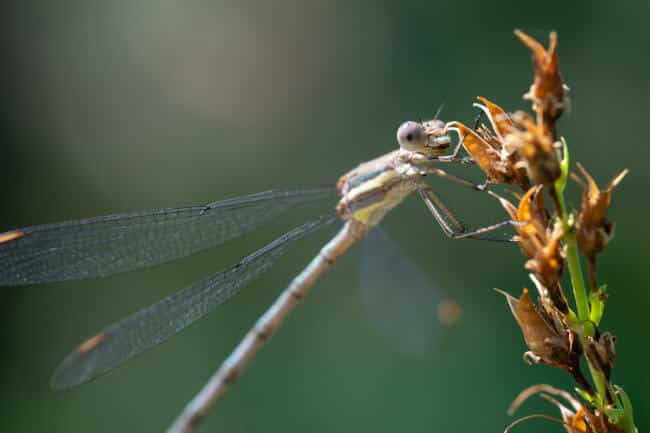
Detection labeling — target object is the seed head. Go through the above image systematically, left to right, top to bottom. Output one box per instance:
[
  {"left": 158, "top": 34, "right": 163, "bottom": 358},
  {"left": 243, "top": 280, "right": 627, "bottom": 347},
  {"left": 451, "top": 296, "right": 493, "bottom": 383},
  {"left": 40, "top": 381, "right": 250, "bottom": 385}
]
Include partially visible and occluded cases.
[
  {"left": 514, "top": 30, "right": 568, "bottom": 138},
  {"left": 506, "top": 110, "right": 562, "bottom": 187},
  {"left": 573, "top": 163, "right": 628, "bottom": 264},
  {"left": 497, "top": 186, "right": 568, "bottom": 311}
]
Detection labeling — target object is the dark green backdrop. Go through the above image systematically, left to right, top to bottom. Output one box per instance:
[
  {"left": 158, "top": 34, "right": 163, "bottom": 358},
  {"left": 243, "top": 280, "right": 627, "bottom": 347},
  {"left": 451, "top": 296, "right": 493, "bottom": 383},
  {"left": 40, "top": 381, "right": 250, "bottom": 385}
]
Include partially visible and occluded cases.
[{"left": 2, "top": 1, "right": 648, "bottom": 432}]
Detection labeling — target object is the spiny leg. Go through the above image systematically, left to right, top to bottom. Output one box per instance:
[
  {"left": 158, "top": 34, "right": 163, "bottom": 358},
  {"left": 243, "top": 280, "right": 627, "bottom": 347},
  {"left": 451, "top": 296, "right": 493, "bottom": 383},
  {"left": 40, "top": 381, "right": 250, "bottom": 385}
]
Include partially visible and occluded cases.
[
  {"left": 472, "top": 106, "right": 487, "bottom": 130},
  {"left": 432, "top": 107, "right": 485, "bottom": 164},
  {"left": 472, "top": 107, "right": 494, "bottom": 188},
  {"left": 419, "top": 166, "right": 486, "bottom": 191},
  {"left": 417, "top": 183, "right": 516, "bottom": 242},
  {"left": 417, "top": 186, "right": 465, "bottom": 237}
]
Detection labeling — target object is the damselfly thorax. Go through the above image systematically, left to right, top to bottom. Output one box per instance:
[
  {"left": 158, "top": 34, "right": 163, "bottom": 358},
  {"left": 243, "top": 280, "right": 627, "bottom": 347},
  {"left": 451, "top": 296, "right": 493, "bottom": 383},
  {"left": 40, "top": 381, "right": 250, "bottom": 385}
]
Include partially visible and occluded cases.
[{"left": 336, "top": 119, "right": 452, "bottom": 227}]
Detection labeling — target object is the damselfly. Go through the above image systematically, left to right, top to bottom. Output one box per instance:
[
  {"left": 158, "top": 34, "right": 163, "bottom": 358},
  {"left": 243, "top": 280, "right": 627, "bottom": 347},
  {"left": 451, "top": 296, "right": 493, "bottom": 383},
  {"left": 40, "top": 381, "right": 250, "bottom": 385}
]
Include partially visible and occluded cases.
[{"left": 0, "top": 119, "right": 511, "bottom": 433}]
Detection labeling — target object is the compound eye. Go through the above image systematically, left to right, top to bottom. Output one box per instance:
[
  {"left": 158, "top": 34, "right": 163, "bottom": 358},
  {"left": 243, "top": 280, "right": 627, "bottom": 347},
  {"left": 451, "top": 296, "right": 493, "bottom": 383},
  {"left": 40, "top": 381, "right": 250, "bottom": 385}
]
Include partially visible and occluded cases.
[{"left": 396, "top": 121, "right": 425, "bottom": 149}]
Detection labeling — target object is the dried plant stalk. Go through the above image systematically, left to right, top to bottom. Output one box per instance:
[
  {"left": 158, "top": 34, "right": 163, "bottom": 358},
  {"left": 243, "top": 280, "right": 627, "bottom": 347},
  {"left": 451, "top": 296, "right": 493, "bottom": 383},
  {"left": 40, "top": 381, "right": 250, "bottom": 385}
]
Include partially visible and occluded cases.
[{"left": 447, "top": 30, "right": 637, "bottom": 433}]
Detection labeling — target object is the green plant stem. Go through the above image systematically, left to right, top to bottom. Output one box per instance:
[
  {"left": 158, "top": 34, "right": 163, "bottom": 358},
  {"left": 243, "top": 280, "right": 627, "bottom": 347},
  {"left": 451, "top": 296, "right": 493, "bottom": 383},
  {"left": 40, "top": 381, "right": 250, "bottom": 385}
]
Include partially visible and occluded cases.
[
  {"left": 554, "top": 142, "right": 637, "bottom": 432},
  {"left": 553, "top": 143, "right": 608, "bottom": 408},
  {"left": 554, "top": 183, "right": 591, "bottom": 323},
  {"left": 565, "top": 229, "right": 590, "bottom": 324},
  {"left": 563, "top": 233, "right": 609, "bottom": 404},
  {"left": 586, "top": 350, "right": 608, "bottom": 407}
]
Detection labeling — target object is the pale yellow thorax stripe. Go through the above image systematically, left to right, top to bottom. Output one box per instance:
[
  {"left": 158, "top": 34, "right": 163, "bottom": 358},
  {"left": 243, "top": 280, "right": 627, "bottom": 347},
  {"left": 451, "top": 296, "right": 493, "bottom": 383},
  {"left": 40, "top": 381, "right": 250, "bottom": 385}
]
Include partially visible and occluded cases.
[{"left": 346, "top": 170, "right": 409, "bottom": 226}]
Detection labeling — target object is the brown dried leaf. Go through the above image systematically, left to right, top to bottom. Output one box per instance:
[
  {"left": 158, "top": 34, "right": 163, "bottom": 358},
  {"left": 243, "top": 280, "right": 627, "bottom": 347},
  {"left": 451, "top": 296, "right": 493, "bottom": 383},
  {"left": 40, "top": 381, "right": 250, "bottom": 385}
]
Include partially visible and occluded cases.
[
  {"left": 514, "top": 29, "right": 568, "bottom": 136},
  {"left": 475, "top": 96, "right": 517, "bottom": 141},
  {"left": 474, "top": 97, "right": 531, "bottom": 190},
  {"left": 507, "top": 110, "right": 561, "bottom": 186},
  {"left": 446, "top": 120, "right": 529, "bottom": 190},
  {"left": 447, "top": 121, "right": 505, "bottom": 178},
  {"left": 573, "top": 163, "right": 628, "bottom": 290},
  {"left": 574, "top": 163, "right": 628, "bottom": 261},
  {"left": 498, "top": 186, "right": 566, "bottom": 308},
  {"left": 525, "top": 227, "right": 564, "bottom": 295},
  {"left": 496, "top": 288, "right": 579, "bottom": 375},
  {"left": 498, "top": 288, "right": 556, "bottom": 357},
  {"left": 585, "top": 332, "right": 617, "bottom": 381},
  {"left": 508, "top": 383, "right": 623, "bottom": 433},
  {"left": 508, "top": 383, "right": 582, "bottom": 416},
  {"left": 509, "top": 384, "right": 587, "bottom": 433}
]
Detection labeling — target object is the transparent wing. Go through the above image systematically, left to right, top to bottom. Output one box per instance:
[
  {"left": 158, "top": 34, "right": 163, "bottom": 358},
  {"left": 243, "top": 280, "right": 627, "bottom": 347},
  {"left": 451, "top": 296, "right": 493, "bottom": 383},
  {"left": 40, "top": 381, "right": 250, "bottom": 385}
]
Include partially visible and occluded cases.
[
  {"left": 0, "top": 187, "right": 335, "bottom": 286},
  {"left": 50, "top": 213, "right": 338, "bottom": 390},
  {"left": 359, "top": 227, "right": 460, "bottom": 354}
]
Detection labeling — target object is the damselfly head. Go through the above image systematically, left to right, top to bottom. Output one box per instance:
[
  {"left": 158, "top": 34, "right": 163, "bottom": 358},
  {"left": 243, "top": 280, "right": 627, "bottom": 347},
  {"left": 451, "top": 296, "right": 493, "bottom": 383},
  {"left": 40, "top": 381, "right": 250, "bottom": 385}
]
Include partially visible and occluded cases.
[
  {"left": 396, "top": 119, "right": 450, "bottom": 156},
  {"left": 397, "top": 121, "right": 426, "bottom": 149}
]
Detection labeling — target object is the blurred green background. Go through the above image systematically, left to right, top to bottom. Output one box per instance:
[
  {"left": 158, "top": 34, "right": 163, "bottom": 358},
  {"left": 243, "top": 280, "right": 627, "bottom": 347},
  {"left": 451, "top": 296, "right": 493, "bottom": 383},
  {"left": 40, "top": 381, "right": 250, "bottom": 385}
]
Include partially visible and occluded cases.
[{"left": 2, "top": 1, "right": 649, "bottom": 432}]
